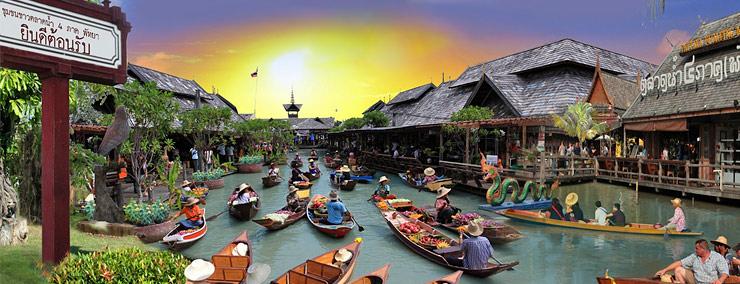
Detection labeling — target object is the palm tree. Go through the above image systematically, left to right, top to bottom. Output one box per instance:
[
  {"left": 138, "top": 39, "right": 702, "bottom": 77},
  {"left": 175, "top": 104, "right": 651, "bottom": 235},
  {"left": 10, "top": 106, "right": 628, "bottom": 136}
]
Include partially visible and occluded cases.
[{"left": 552, "top": 101, "right": 609, "bottom": 144}]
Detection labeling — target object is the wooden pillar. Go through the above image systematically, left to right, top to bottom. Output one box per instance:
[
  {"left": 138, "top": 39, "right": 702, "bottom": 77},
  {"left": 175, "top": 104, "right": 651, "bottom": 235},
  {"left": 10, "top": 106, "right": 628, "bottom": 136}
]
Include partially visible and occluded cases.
[
  {"left": 41, "top": 76, "right": 70, "bottom": 264},
  {"left": 521, "top": 126, "right": 527, "bottom": 148},
  {"left": 539, "top": 126, "right": 546, "bottom": 183},
  {"left": 623, "top": 127, "right": 627, "bottom": 158},
  {"left": 464, "top": 128, "right": 470, "bottom": 164},
  {"left": 438, "top": 131, "right": 443, "bottom": 161}
]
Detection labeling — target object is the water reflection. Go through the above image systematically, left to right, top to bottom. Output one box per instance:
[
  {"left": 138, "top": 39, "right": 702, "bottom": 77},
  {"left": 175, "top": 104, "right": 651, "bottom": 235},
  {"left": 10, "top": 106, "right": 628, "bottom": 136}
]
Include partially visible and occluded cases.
[{"left": 155, "top": 150, "right": 740, "bottom": 284}]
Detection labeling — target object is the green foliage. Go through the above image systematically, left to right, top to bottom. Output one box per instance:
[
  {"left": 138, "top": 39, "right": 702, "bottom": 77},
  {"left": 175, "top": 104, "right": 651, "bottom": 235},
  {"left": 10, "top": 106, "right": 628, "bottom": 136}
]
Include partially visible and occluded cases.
[
  {"left": 0, "top": 68, "right": 41, "bottom": 159},
  {"left": 551, "top": 101, "right": 609, "bottom": 143},
  {"left": 179, "top": 106, "right": 232, "bottom": 158},
  {"left": 450, "top": 106, "right": 493, "bottom": 122},
  {"left": 363, "top": 110, "right": 389, "bottom": 128},
  {"left": 341, "top": 117, "right": 366, "bottom": 130},
  {"left": 69, "top": 142, "right": 106, "bottom": 190},
  {"left": 239, "top": 155, "right": 263, "bottom": 164},
  {"left": 157, "top": 159, "right": 182, "bottom": 208},
  {"left": 192, "top": 168, "right": 225, "bottom": 181},
  {"left": 122, "top": 199, "right": 171, "bottom": 226},
  {"left": 82, "top": 201, "right": 96, "bottom": 221},
  {"left": 49, "top": 247, "right": 188, "bottom": 283}
]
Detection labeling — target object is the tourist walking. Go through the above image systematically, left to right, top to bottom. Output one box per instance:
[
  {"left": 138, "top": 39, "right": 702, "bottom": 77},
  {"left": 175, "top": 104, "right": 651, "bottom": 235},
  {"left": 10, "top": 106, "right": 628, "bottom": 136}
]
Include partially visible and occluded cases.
[
  {"left": 226, "top": 144, "right": 234, "bottom": 162},
  {"left": 190, "top": 147, "right": 200, "bottom": 172}
]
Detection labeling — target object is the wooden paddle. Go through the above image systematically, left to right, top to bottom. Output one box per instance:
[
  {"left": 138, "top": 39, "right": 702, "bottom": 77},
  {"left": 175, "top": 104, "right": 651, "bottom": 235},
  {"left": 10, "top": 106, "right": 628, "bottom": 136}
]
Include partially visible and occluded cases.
[
  {"left": 206, "top": 208, "right": 228, "bottom": 221},
  {"left": 348, "top": 212, "right": 365, "bottom": 232}
]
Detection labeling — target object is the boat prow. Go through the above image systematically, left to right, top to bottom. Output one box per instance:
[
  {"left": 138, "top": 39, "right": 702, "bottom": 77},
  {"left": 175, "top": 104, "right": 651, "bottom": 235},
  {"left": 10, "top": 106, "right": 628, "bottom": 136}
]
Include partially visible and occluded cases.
[
  {"left": 161, "top": 210, "right": 207, "bottom": 250},
  {"left": 350, "top": 264, "right": 391, "bottom": 284},
  {"left": 428, "top": 270, "right": 463, "bottom": 284}
]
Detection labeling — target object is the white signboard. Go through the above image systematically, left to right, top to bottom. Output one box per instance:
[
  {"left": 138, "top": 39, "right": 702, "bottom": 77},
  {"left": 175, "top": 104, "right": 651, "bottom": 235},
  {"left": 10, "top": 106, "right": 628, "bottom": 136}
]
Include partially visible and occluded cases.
[{"left": 0, "top": 0, "right": 122, "bottom": 69}]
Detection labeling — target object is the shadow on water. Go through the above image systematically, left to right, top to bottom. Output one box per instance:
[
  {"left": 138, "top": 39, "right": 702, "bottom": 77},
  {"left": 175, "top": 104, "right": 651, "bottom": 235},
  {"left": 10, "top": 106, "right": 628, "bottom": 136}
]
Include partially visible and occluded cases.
[{"left": 151, "top": 150, "right": 740, "bottom": 284}]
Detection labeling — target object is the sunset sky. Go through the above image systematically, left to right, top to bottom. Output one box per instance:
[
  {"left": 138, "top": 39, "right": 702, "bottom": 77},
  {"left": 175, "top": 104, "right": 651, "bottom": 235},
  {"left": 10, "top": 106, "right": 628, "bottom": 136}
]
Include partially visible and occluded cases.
[{"left": 117, "top": 0, "right": 738, "bottom": 120}]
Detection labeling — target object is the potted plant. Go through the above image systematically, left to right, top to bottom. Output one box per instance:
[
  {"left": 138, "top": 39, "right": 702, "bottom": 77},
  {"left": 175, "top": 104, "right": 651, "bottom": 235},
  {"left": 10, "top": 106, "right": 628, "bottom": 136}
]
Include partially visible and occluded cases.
[
  {"left": 236, "top": 155, "right": 263, "bottom": 173},
  {"left": 193, "top": 168, "right": 226, "bottom": 189}
]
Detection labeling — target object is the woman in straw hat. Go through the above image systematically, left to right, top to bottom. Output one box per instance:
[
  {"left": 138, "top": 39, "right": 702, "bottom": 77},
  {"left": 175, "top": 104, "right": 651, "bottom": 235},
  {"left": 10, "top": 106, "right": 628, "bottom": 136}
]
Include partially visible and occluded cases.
[
  {"left": 308, "top": 158, "right": 320, "bottom": 175},
  {"left": 291, "top": 163, "right": 308, "bottom": 183},
  {"left": 337, "top": 165, "right": 352, "bottom": 185},
  {"left": 423, "top": 167, "right": 438, "bottom": 184},
  {"left": 373, "top": 176, "right": 394, "bottom": 199},
  {"left": 228, "top": 183, "right": 257, "bottom": 206},
  {"left": 286, "top": 186, "right": 304, "bottom": 212},
  {"left": 435, "top": 187, "right": 458, "bottom": 224},
  {"left": 564, "top": 193, "right": 584, "bottom": 222},
  {"left": 173, "top": 197, "right": 204, "bottom": 228},
  {"left": 660, "top": 198, "right": 686, "bottom": 232},
  {"left": 444, "top": 221, "right": 495, "bottom": 270}
]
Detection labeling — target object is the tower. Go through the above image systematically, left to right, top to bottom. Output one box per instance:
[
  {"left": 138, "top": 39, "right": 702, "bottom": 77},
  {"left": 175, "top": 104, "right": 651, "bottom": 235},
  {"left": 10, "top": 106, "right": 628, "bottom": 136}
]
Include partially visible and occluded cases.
[{"left": 282, "top": 88, "right": 302, "bottom": 118}]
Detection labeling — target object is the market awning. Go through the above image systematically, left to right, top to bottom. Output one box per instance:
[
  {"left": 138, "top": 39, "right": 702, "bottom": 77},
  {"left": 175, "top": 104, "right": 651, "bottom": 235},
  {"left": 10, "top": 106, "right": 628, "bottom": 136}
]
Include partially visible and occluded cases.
[{"left": 624, "top": 118, "right": 687, "bottom": 132}]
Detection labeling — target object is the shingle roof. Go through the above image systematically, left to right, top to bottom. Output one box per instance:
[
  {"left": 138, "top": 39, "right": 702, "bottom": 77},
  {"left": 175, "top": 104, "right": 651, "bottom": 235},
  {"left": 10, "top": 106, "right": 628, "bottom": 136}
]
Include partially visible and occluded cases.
[
  {"left": 622, "top": 12, "right": 740, "bottom": 120},
  {"left": 452, "top": 38, "right": 656, "bottom": 88},
  {"left": 128, "top": 64, "right": 210, "bottom": 99},
  {"left": 599, "top": 72, "right": 638, "bottom": 111},
  {"left": 381, "top": 82, "right": 475, "bottom": 127},
  {"left": 387, "top": 83, "right": 435, "bottom": 105},
  {"left": 209, "top": 93, "right": 245, "bottom": 123},
  {"left": 363, "top": 100, "right": 386, "bottom": 114},
  {"left": 283, "top": 103, "right": 302, "bottom": 112},
  {"left": 239, "top": 113, "right": 255, "bottom": 120},
  {"left": 289, "top": 117, "right": 336, "bottom": 130}
]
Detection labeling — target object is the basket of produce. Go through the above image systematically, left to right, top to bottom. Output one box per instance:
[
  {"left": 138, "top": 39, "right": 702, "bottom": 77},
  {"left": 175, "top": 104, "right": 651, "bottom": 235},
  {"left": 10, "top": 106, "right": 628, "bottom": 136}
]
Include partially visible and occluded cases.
[
  {"left": 184, "top": 187, "right": 209, "bottom": 199},
  {"left": 309, "top": 195, "right": 329, "bottom": 218},
  {"left": 386, "top": 198, "right": 412, "bottom": 209},
  {"left": 451, "top": 212, "right": 482, "bottom": 227},
  {"left": 398, "top": 222, "right": 421, "bottom": 235},
  {"left": 409, "top": 232, "right": 449, "bottom": 250}
]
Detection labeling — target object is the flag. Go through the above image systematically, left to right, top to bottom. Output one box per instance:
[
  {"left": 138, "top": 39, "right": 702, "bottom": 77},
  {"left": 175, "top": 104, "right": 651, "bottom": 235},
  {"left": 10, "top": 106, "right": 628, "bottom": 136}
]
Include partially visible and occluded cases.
[{"left": 251, "top": 68, "right": 258, "bottom": 78}]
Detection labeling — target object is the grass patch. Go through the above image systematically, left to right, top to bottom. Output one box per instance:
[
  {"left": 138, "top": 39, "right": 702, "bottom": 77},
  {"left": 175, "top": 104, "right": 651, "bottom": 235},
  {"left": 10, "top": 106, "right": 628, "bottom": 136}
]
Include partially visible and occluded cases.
[{"left": 0, "top": 214, "right": 152, "bottom": 284}]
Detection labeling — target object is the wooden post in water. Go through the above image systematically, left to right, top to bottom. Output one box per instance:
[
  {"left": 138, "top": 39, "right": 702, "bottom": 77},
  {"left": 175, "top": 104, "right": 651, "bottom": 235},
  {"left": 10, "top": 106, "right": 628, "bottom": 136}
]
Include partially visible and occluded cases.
[{"left": 464, "top": 128, "right": 470, "bottom": 164}]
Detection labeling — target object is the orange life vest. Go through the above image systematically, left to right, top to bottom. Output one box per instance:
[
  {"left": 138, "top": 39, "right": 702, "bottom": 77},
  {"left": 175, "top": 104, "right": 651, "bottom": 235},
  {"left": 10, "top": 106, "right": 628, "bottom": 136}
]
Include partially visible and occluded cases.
[{"left": 118, "top": 167, "right": 128, "bottom": 180}]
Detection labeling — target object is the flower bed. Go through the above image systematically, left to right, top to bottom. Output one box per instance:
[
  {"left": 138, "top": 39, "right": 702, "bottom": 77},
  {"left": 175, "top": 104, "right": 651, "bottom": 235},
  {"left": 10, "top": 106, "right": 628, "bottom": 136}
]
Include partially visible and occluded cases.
[
  {"left": 236, "top": 155, "right": 263, "bottom": 173},
  {"left": 193, "top": 168, "right": 225, "bottom": 189},
  {"left": 49, "top": 248, "right": 188, "bottom": 283}
]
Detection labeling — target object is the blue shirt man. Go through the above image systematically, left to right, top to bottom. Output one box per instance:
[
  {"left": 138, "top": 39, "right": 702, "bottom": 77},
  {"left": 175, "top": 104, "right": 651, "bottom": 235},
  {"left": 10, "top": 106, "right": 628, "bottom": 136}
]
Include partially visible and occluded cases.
[{"left": 326, "top": 200, "right": 347, "bottom": 225}]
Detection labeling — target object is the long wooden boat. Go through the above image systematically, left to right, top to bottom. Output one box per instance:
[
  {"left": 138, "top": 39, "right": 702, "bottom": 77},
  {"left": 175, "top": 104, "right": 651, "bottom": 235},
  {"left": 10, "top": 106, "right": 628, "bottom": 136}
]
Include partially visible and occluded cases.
[
  {"left": 291, "top": 160, "right": 304, "bottom": 168},
  {"left": 304, "top": 171, "right": 321, "bottom": 181},
  {"left": 397, "top": 173, "right": 452, "bottom": 192},
  {"left": 350, "top": 175, "right": 374, "bottom": 183},
  {"left": 262, "top": 176, "right": 282, "bottom": 188},
  {"left": 332, "top": 178, "right": 358, "bottom": 191},
  {"left": 293, "top": 181, "right": 313, "bottom": 189},
  {"left": 229, "top": 198, "right": 261, "bottom": 221},
  {"left": 478, "top": 199, "right": 552, "bottom": 212},
  {"left": 307, "top": 201, "right": 356, "bottom": 238},
  {"left": 252, "top": 203, "right": 307, "bottom": 231},
  {"left": 497, "top": 209, "right": 703, "bottom": 236},
  {"left": 161, "top": 210, "right": 207, "bottom": 250},
  {"left": 382, "top": 211, "right": 518, "bottom": 277},
  {"left": 134, "top": 219, "right": 176, "bottom": 243},
  {"left": 438, "top": 222, "right": 522, "bottom": 245},
  {"left": 205, "top": 230, "right": 252, "bottom": 283},
  {"left": 271, "top": 241, "right": 362, "bottom": 284},
  {"left": 349, "top": 264, "right": 391, "bottom": 284},
  {"left": 427, "top": 271, "right": 463, "bottom": 284},
  {"left": 596, "top": 275, "right": 740, "bottom": 283}
]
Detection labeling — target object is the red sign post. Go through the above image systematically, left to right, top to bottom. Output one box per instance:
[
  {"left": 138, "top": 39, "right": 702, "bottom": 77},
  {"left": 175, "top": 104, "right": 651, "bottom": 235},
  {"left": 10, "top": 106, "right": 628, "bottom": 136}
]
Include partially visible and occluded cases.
[{"left": 0, "top": 0, "right": 129, "bottom": 264}]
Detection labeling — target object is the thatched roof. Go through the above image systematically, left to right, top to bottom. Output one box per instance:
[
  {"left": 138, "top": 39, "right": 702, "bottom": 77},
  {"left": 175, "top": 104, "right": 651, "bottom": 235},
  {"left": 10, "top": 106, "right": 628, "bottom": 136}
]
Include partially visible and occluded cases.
[
  {"left": 623, "top": 12, "right": 740, "bottom": 120},
  {"left": 599, "top": 72, "right": 638, "bottom": 111},
  {"left": 381, "top": 82, "right": 475, "bottom": 127},
  {"left": 387, "top": 83, "right": 435, "bottom": 105},
  {"left": 289, "top": 117, "right": 336, "bottom": 131}
]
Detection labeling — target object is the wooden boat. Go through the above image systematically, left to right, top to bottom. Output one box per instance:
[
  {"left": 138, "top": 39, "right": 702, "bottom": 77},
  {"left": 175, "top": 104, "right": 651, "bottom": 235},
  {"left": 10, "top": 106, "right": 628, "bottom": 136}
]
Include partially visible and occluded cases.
[
  {"left": 291, "top": 160, "right": 304, "bottom": 168},
  {"left": 351, "top": 167, "right": 375, "bottom": 177},
  {"left": 304, "top": 171, "right": 321, "bottom": 181},
  {"left": 398, "top": 173, "right": 452, "bottom": 192},
  {"left": 350, "top": 175, "right": 374, "bottom": 183},
  {"left": 262, "top": 176, "right": 282, "bottom": 188},
  {"left": 332, "top": 178, "right": 357, "bottom": 191},
  {"left": 293, "top": 181, "right": 313, "bottom": 189},
  {"left": 307, "top": 196, "right": 356, "bottom": 238},
  {"left": 229, "top": 198, "right": 261, "bottom": 221},
  {"left": 478, "top": 199, "right": 552, "bottom": 212},
  {"left": 252, "top": 204, "right": 307, "bottom": 231},
  {"left": 497, "top": 209, "right": 703, "bottom": 236},
  {"left": 161, "top": 210, "right": 207, "bottom": 250},
  {"left": 382, "top": 211, "right": 518, "bottom": 277},
  {"left": 134, "top": 219, "right": 176, "bottom": 243},
  {"left": 438, "top": 222, "right": 522, "bottom": 245},
  {"left": 206, "top": 231, "right": 252, "bottom": 283},
  {"left": 271, "top": 241, "right": 362, "bottom": 284},
  {"left": 350, "top": 264, "right": 391, "bottom": 284},
  {"left": 427, "top": 271, "right": 463, "bottom": 284},
  {"left": 596, "top": 275, "right": 740, "bottom": 284}
]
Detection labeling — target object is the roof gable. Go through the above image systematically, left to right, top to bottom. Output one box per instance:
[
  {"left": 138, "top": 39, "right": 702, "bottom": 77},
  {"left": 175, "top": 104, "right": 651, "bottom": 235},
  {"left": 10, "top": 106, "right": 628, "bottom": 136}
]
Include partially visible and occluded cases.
[
  {"left": 387, "top": 83, "right": 435, "bottom": 105},
  {"left": 363, "top": 100, "right": 386, "bottom": 114}
]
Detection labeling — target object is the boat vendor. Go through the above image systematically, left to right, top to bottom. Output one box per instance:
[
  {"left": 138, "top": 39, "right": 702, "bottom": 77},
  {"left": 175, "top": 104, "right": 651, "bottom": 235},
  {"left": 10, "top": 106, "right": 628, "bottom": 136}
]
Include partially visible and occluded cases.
[
  {"left": 310, "top": 149, "right": 318, "bottom": 158},
  {"left": 293, "top": 153, "right": 302, "bottom": 162},
  {"left": 324, "top": 154, "right": 334, "bottom": 164},
  {"left": 308, "top": 159, "right": 320, "bottom": 174},
  {"left": 268, "top": 163, "right": 281, "bottom": 178},
  {"left": 291, "top": 164, "right": 308, "bottom": 183},
  {"left": 337, "top": 165, "right": 352, "bottom": 184},
  {"left": 423, "top": 167, "right": 439, "bottom": 184},
  {"left": 373, "top": 176, "right": 395, "bottom": 199},
  {"left": 229, "top": 183, "right": 258, "bottom": 206},
  {"left": 286, "top": 186, "right": 304, "bottom": 212},
  {"left": 435, "top": 187, "right": 458, "bottom": 224},
  {"left": 320, "top": 191, "right": 350, "bottom": 225},
  {"left": 564, "top": 193, "right": 585, "bottom": 222},
  {"left": 173, "top": 197, "right": 204, "bottom": 229},
  {"left": 542, "top": 198, "right": 566, "bottom": 220},
  {"left": 658, "top": 198, "right": 686, "bottom": 232},
  {"left": 592, "top": 200, "right": 608, "bottom": 226},
  {"left": 606, "top": 203, "right": 626, "bottom": 226},
  {"left": 445, "top": 221, "right": 495, "bottom": 270},
  {"left": 656, "top": 239, "right": 729, "bottom": 284}
]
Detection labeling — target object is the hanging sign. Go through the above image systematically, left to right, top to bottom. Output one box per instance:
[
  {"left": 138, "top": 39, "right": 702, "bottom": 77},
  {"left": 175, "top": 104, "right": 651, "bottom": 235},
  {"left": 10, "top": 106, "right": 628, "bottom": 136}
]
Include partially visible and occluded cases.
[{"left": 1, "top": 0, "right": 123, "bottom": 69}]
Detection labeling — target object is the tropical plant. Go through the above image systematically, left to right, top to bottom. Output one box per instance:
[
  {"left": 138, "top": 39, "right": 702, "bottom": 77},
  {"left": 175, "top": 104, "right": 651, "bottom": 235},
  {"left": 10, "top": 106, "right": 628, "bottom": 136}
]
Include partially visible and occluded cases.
[
  {"left": 116, "top": 81, "right": 178, "bottom": 202},
  {"left": 551, "top": 101, "right": 609, "bottom": 144},
  {"left": 178, "top": 106, "right": 232, "bottom": 172},
  {"left": 450, "top": 106, "right": 493, "bottom": 122},
  {"left": 363, "top": 110, "right": 389, "bottom": 128},
  {"left": 341, "top": 117, "right": 366, "bottom": 130},
  {"left": 69, "top": 142, "right": 106, "bottom": 200},
  {"left": 238, "top": 155, "right": 262, "bottom": 164},
  {"left": 157, "top": 158, "right": 182, "bottom": 208},
  {"left": 192, "top": 168, "right": 225, "bottom": 181},
  {"left": 122, "top": 199, "right": 171, "bottom": 226},
  {"left": 48, "top": 247, "right": 188, "bottom": 283}
]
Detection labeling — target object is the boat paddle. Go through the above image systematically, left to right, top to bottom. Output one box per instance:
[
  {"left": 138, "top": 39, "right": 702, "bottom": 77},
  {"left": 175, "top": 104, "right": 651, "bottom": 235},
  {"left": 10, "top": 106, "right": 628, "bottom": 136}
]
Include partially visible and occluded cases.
[
  {"left": 205, "top": 208, "right": 228, "bottom": 221},
  {"left": 349, "top": 211, "right": 365, "bottom": 232}
]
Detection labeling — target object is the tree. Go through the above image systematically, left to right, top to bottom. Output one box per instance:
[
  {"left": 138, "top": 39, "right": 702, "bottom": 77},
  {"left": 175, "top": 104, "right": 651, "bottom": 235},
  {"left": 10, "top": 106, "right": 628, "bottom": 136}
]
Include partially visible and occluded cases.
[
  {"left": 116, "top": 81, "right": 178, "bottom": 201},
  {"left": 551, "top": 101, "right": 609, "bottom": 144},
  {"left": 178, "top": 106, "right": 232, "bottom": 171},
  {"left": 443, "top": 106, "right": 496, "bottom": 163},
  {"left": 450, "top": 106, "right": 493, "bottom": 122},
  {"left": 362, "top": 111, "right": 389, "bottom": 128},
  {"left": 341, "top": 117, "right": 366, "bottom": 130},
  {"left": 231, "top": 119, "right": 293, "bottom": 159}
]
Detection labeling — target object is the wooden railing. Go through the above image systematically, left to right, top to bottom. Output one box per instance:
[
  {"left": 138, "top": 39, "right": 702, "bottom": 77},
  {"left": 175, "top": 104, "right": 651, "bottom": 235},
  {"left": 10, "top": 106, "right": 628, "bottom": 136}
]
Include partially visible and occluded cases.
[{"left": 595, "top": 157, "right": 740, "bottom": 190}]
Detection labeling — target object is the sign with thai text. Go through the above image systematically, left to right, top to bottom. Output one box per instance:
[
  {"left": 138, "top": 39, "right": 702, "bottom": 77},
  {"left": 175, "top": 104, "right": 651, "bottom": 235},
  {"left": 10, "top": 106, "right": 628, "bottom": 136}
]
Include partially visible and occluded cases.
[
  {"left": 0, "top": 0, "right": 122, "bottom": 69},
  {"left": 680, "top": 26, "right": 740, "bottom": 55},
  {"left": 639, "top": 50, "right": 740, "bottom": 96}
]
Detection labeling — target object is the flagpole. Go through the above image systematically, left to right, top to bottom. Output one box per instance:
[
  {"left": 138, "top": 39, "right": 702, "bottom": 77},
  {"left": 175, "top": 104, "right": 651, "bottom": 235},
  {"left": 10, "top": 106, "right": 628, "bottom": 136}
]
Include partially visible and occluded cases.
[{"left": 253, "top": 68, "right": 258, "bottom": 117}]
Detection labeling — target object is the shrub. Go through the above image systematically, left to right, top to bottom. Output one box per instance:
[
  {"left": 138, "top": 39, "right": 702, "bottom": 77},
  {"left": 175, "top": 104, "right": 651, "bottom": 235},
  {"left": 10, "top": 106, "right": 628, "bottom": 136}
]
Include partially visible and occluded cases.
[
  {"left": 238, "top": 155, "right": 262, "bottom": 164},
  {"left": 192, "top": 168, "right": 225, "bottom": 181},
  {"left": 122, "top": 199, "right": 171, "bottom": 226},
  {"left": 82, "top": 201, "right": 95, "bottom": 221},
  {"left": 49, "top": 247, "right": 188, "bottom": 283}
]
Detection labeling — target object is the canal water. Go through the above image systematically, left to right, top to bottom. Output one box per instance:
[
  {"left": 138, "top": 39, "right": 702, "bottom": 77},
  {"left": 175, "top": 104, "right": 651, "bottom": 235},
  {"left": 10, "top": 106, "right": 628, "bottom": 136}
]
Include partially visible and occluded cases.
[{"left": 163, "top": 150, "right": 740, "bottom": 284}]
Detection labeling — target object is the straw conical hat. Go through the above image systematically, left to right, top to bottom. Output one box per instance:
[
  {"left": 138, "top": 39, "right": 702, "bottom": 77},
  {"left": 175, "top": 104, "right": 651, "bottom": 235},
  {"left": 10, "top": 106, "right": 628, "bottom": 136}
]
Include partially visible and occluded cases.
[
  {"left": 340, "top": 165, "right": 351, "bottom": 172},
  {"left": 424, "top": 167, "right": 436, "bottom": 176},
  {"left": 378, "top": 176, "right": 389, "bottom": 183},
  {"left": 181, "top": 180, "right": 193, "bottom": 187},
  {"left": 436, "top": 187, "right": 452, "bottom": 198},
  {"left": 565, "top": 192, "right": 579, "bottom": 206},
  {"left": 184, "top": 197, "right": 200, "bottom": 207},
  {"left": 671, "top": 198, "right": 682, "bottom": 207},
  {"left": 467, "top": 221, "right": 484, "bottom": 237},
  {"left": 711, "top": 236, "right": 730, "bottom": 248},
  {"left": 232, "top": 243, "right": 249, "bottom": 256},
  {"left": 334, "top": 248, "right": 353, "bottom": 262},
  {"left": 184, "top": 259, "right": 215, "bottom": 282}
]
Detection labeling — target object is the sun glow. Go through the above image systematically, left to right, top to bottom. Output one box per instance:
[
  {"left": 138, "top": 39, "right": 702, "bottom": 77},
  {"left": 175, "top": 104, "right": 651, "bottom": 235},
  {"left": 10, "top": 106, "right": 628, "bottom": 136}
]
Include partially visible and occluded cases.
[{"left": 270, "top": 49, "right": 309, "bottom": 86}]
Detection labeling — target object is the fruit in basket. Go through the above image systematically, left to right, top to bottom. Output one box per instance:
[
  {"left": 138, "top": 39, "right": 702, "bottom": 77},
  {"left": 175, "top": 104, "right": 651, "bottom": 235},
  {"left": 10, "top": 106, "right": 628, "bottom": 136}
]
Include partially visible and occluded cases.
[
  {"left": 399, "top": 222, "right": 421, "bottom": 234},
  {"left": 435, "top": 240, "right": 450, "bottom": 249}
]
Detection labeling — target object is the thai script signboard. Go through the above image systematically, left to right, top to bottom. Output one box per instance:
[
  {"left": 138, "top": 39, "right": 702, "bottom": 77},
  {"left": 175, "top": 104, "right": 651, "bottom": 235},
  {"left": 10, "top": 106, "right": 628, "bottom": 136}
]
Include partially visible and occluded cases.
[
  {"left": 0, "top": 0, "right": 122, "bottom": 69},
  {"left": 680, "top": 26, "right": 740, "bottom": 55},
  {"left": 640, "top": 49, "right": 740, "bottom": 96}
]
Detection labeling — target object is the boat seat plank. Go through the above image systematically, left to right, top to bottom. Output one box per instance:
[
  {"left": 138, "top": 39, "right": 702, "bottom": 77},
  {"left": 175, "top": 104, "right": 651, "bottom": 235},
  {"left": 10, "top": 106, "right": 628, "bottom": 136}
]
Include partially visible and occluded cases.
[
  {"left": 433, "top": 246, "right": 461, "bottom": 255},
  {"left": 305, "top": 259, "right": 341, "bottom": 282},
  {"left": 288, "top": 270, "right": 329, "bottom": 284}
]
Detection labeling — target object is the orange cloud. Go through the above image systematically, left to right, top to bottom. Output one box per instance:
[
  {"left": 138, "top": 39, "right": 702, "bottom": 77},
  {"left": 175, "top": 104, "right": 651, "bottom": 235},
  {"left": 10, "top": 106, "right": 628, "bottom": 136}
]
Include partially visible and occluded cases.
[{"left": 656, "top": 29, "right": 692, "bottom": 58}]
